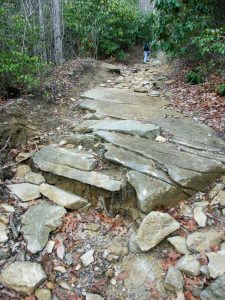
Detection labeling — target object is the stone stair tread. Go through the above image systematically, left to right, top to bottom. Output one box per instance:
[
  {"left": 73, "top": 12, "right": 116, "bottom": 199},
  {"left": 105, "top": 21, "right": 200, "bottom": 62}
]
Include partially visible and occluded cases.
[
  {"left": 81, "top": 87, "right": 168, "bottom": 106},
  {"left": 80, "top": 99, "right": 180, "bottom": 121},
  {"left": 155, "top": 118, "right": 225, "bottom": 153},
  {"left": 74, "top": 119, "right": 160, "bottom": 139},
  {"left": 95, "top": 131, "right": 224, "bottom": 191},
  {"left": 104, "top": 144, "right": 170, "bottom": 183},
  {"left": 33, "top": 145, "right": 97, "bottom": 172},
  {"left": 33, "top": 151, "right": 121, "bottom": 192},
  {"left": 127, "top": 171, "right": 185, "bottom": 213},
  {"left": 39, "top": 183, "right": 88, "bottom": 209}
]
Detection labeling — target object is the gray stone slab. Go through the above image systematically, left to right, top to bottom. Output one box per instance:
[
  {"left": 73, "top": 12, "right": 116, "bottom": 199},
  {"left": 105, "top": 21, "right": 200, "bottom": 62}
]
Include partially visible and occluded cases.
[
  {"left": 81, "top": 87, "right": 168, "bottom": 106},
  {"left": 80, "top": 99, "right": 180, "bottom": 121},
  {"left": 155, "top": 118, "right": 225, "bottom": 153},
  {"left": 75, "top": 120, "right": 160, "bottom": 139},
  {"left": 95, "top": 131, "right": 224, "bottom": 190},
  {"left": 105, "top": 144, "right": 170, "bottom": 183},
  {"left": 33, "top": 146, "right": 97, "bottom": 172},
  {"left": 33, "top": 151, "right": 121, "bottom": 192},
  {"left": 127, "top": 171, "right": 185, "bottom": 213},
  {"left": 7, "top": 183, "right": 40, "bottom": 202},
  {"left": 39, "top": 183, "right": 88, "bottom": 209},
  {"left": 22, "top": 202, "right": 66, "bottom": 253},
  {"left": 0, "top": 261, "right": 46, "bottom": 295}
]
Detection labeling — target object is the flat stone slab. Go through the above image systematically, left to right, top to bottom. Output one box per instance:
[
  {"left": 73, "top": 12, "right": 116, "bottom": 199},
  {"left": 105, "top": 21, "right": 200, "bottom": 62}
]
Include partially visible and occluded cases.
[
  {"left": 100, "top": 63, "right": 121, "bottom": 74},
  {"left": 81, "top": 87, "right": 168, "bottom": 106},
  {"left": 80, "top": 99, "right": 180, "bottom": 121},
  {"left": 155, "top": 118, "right": 225, "bottom": 153},
  {"left": 74, "top": 119, "right": 160, "bottom": 139},
  {"left": 95, "top": 131, "right": 224, "bottom": 191},
  {"left": 105, "top": 144, "right": 170, "bottom": 183},
  {"left": 33, "top": 146, "right": 97, "bottom": 172},
  {"left": 33, "top": 151, "right": 121, "bottom": 192},
  {"left": 127, "top": 171, "right": 185, "bottom": 213},
  {"left": 25, "top": 172, "right": 45, "bottom": 185},
  {"left": 7, "top": 183, "right": 40, "bottom": 202},
  {"left": 39, "top": 183, "right": 88, "bottom": 209},
  {"left": 22, "top": 202, "right": 66, "bottom": 253},
  {"left": 136, "top": 211, "right": 180, "bottom": 251},
  {"left": 0, "top": 223, "right": 8, "bottom": 243},
  {"left": 186, "top": 229, "right": 224, "bottom": 253},
  {"left": 0, "top": 261, "right": 46, "bottom": 295},
  {"left": 201, "top": 274, "right": 225, "bottom": 299}
]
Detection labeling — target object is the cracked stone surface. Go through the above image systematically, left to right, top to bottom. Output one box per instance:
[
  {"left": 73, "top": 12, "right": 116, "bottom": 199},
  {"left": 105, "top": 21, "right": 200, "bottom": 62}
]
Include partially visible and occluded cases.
[
  {"left": 74, "top": 119, "right": 160, "bottom": 139},
  {"left": 39, "top": 183, "right": 88, "bottom": 209},
  {"left": 21, "top": 202, "right": 66, "bottom": 253}
]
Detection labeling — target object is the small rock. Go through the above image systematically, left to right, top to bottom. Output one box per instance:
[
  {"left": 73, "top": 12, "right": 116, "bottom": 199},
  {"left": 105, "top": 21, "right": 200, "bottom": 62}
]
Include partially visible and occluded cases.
[
  {"left": 165, "top": 80, "right": 176, "bottom": 85},
  {"left": 155, "top": 136, "right": 167, "bottom": 143},
  {"left": 58, "top": 140, "right": 67, "bottom": 146},
  {"left": 16, "top": 152, "right": 32, "bottom": 162},
  {"left": 15, "top": 165, "right": 31, "bottom": 179},
  {"left": 25, "top": 172, "right": 45, "bottom": 185},
  {"left": 7, "top": 183, "right": 40, "bottom": 202},
  {"left": 39, "top": 183, "right": 88, "bottom": 209},
  {"left": 209, "top": 183, "right": 224, "bottom": 200},
  {"left": 212, "top": 191, "right": 225, "bottom": 207},
  {"left": 0, "top": 204, "right": 15, "bottom": 213},
  {"left": 180, "top": 204, "right": 193, "bottom": 218},
  {"left": 193, "top": 206, "right": 207, "bottom": 227},
  {"left": 222, "top": 209, "right": 225, "bottom": 217},
  {"left": 136, "top": 211, "right": 180, "bottom": 251},
  {"left": 0, "top": 214, "right": 9, "bottom": 224},
  {"left": 0, "top": 223, "right": 8, "bottom": 243},
  {"left": 86, "top": 223, "right": 101, "bottom": 232},
  {"left": 186, "top": 229, "right": 224, "bottom": 253},
  {"left": 167, "top": 236, "right": 190, "bottom": 254},
  {"left": 45, "top": 240, "right": 55, "bottom": 254},
  {"left": 108, "top": 244, "right": 128, "bottom": 256},
  {"left": 0, "top": 248, "right": 10, "bottom": 259},
  {"left": 80, "top": 250, "right": 95, "bottom": 266},
  {"left": 206, "top": 251, "right": 225, "bottom": 278},
  {"left": 64, "top": 253, "right": 73, "bottom": 266},
  {"left": 176, "top": 254, "right": 200, "bottom": 276},
  {"left": 0, "top": 261, "right": 46, "bottom": 295},
  {"left": 75, "top": 264, "right": 81, "bottom": 271},
  {"left": 54, "top": 266, "right": 67, "bottom": 273},
  {"left": 164, "top": 267, "right": 184, "bottom": 292},
  {"left": 105, "top": 269, "right": 114, "bottom": 277},
  {"left": 200, "top": 274, "right": 225, "bottom": 300},
  {"left": 110, "top": 278, "right": 117, "bottom": 286},
  {"left": 45, "top": 281, "right": 55, "bottom": 289},
  {"left": 58, "top": 281, "right": 72, "bottom": 290},
  {"left": 192, "top": 281, "right": 204, "bottom": 297},
  {"left": 35, "top": 288, "right": 51, "bottom": 300},
  {"left": 86, "top": 293, "right": 104, "bottom": 300}
]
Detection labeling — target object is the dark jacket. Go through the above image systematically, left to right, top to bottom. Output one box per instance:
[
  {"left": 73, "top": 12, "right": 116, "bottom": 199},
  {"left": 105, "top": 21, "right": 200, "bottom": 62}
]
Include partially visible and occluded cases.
[{"left": 143, "top": 42, "right": 150, "bottom": 51}]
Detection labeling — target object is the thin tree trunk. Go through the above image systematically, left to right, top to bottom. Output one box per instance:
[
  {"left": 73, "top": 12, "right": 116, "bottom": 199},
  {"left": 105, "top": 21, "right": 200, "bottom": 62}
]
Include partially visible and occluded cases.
[
  {"left": 38, "top": 0, "right": 47, "bottom": 61},
  {"left": 52, "top": 0, "right": 63, "bottom": 65}
]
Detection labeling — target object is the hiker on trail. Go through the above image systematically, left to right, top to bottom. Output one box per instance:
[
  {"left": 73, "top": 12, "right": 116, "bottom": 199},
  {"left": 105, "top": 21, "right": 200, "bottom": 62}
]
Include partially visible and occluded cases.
[{"left": 143, "top": 42, "right": 151, "bottom": 63}]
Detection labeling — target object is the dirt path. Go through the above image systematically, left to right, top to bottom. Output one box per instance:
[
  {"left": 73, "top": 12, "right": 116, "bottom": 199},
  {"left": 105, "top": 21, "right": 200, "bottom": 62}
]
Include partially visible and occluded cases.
[{"left": 0, "top": 57, "right": 225, "bottom": 300}]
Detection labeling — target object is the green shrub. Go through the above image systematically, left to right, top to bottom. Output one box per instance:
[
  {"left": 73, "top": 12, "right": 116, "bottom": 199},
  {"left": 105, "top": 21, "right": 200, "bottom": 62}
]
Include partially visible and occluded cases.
[
  {"left": 185, "top": 70, "right": 204, "bottom": 85},
  {"left": 218, "top": 83, "right": 225, "bottom": 96}
]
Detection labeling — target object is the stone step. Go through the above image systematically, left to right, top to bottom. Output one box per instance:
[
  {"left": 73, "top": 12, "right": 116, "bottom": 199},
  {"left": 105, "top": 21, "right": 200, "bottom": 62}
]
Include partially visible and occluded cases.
[
  {"left": 80, "top": 99, "right": 180, "bottom": 121},
  {"left": 74, "top": 119, "right": 160, "bottom": 139},
  {"left": 33, "top": 146, "right": 122, "bottom": 192}
]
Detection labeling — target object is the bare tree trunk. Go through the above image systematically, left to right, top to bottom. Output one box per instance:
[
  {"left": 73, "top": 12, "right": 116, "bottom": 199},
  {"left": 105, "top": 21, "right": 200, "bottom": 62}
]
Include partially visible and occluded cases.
[
  {"left": 38, "top": 0, "right": 47, "bottom": 61},
  {"left": 52, "top": 0, "right": 63, "bottom": 65},
  {"left": 139, "top": 0, "right": 154, "bottom": 12}
]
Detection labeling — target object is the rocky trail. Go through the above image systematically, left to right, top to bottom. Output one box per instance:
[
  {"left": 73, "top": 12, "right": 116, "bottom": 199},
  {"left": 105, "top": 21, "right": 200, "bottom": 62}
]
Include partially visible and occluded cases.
[{"left": 0, "top": 57, "right": 225, "bottom": 300}]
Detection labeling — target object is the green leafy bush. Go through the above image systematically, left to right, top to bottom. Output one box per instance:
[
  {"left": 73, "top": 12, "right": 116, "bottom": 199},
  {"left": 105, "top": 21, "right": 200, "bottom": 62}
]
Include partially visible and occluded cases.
[
  {"left": 64, "top": 0, "right": 154, "bottom": 60},
  {"left": 185, "top": 70, "right": 204, "bottom": 85},
  {"left": 218, "top": 83, "right": 225, "bottom": 96}
]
